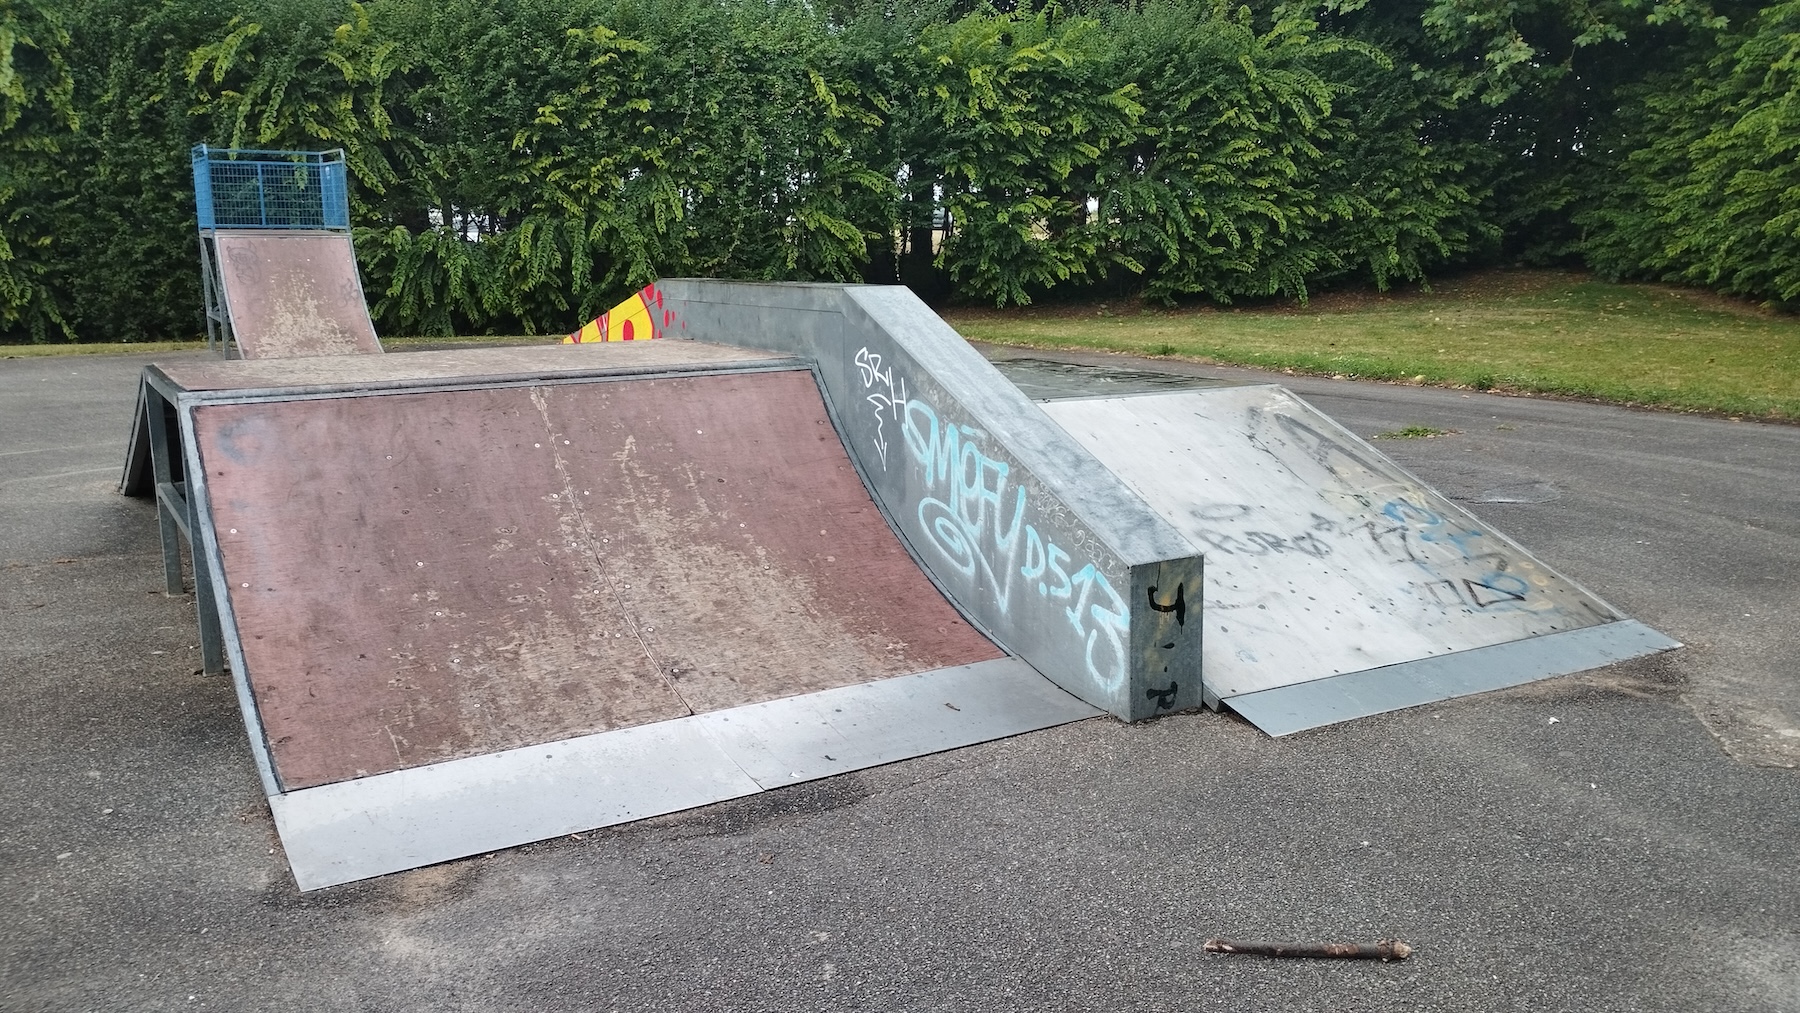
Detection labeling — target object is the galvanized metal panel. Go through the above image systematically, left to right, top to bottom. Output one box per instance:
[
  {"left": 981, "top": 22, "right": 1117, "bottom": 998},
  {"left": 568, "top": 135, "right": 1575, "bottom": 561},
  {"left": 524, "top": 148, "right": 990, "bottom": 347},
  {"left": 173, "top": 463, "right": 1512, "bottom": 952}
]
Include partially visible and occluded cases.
[
  {"left": 212, "top": 231, "right": 382, "bottom": 358},
  {"left": 653, "top": 281, "right": 1208, "bottom": 721},
  {"left": 190, "top": 369, "right": 998, "bottom": 790},
  {"left": 1041, "top": 386, "right": 1627, "bottom": 703},
  {"left": 1226, "top": 620, "right": 1682, "bottom": 736},
  {"left": 695, "top": 657, "right": 1100, "bottom": 787},
  {"left": 271, "top": 659, "right": 1097, "bottom": 891},
  {"left": 270, "top": 716, "right": 762, "bottom": 891}
]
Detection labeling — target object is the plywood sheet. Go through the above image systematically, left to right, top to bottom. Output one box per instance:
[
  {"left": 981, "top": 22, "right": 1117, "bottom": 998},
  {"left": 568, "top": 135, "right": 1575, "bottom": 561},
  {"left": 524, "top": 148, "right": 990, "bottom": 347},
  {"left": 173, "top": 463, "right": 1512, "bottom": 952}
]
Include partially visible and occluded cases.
[
  {"left": 214, "top": 231, "right": 381, "bottom": 358},
  {"left": 193, "top": 369, "right": 999, "bottom": 789}
]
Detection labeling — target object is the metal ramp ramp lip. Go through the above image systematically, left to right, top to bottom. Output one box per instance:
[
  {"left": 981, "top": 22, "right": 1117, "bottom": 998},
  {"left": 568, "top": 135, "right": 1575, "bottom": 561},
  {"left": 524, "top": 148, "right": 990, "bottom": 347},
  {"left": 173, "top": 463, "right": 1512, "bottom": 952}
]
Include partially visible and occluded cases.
[
  {"left": 139, "top": 341, "right": 798, "bottom": 399},
  {"left": 1221, "top": 620, "right": 1682, "bottom": 736},
  {"left": 272, "top": 658, "right": 1098, "bottom": 891}
]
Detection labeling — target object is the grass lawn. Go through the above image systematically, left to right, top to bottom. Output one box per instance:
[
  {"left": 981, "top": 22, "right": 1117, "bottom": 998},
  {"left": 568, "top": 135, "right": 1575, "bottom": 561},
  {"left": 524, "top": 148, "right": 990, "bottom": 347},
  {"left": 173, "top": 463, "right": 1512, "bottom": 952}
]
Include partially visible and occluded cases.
[
  {"left": 7, "top": 269, "right": 1795, "bottom": 420},
  {"left": 945, "top": 269, "right": 1800, "bottom": 421},
  {"left": 0, "top": 339, "right": 209, "bottom": 358}
]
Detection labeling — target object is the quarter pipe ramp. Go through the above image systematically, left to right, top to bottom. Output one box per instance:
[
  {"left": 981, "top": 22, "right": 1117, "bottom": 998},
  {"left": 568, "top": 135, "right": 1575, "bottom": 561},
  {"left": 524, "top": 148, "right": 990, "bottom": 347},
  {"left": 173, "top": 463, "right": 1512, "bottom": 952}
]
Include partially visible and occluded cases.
[
  {"left": 190, "top": 145, "right": 383, "bottom": 359},
  {"left": 131, "top": 341, "right": 1096, "bottom": 889}
]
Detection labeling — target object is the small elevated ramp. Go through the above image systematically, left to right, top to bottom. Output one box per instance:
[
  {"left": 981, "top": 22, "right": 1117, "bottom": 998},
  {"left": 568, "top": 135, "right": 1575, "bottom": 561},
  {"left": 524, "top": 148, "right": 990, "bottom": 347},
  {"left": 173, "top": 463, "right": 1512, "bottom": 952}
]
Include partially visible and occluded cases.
[
  {"left": 190, "top": 145, "right": 383, "bottom": 359},
  {"left": 206, "top": 230, "right": 381, "bottom": 358},
  {"left": 136, "top": 342, "right": 1095, "bottom": 889},
  {"left": 1037, "top": 384, "right": 1679, "bottom": 734}
]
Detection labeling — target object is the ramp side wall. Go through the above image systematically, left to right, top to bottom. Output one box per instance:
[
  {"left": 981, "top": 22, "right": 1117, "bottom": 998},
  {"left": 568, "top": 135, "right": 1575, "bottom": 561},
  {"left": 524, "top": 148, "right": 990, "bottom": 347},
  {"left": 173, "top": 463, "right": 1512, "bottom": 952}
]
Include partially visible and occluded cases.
[{"left": 653, "top": 280, "right": 1202, "bottom": 720}]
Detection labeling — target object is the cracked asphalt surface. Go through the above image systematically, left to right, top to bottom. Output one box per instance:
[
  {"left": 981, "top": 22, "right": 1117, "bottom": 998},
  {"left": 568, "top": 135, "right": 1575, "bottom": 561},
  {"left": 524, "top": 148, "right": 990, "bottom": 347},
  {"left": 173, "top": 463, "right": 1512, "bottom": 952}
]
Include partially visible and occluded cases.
[{"left": 3, "top": 347, "right": 1796, "bottom": 1012}]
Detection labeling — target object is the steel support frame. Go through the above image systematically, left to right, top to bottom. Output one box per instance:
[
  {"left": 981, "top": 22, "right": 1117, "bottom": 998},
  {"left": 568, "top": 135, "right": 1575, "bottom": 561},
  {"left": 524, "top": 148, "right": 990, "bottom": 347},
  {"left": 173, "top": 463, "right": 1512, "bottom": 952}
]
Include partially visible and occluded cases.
[
  {"left": 196, "top": 231, "right": 235, "bottom": 358},
  {"left": 141, "top": 375, "right": 227, "bottom": 676}
]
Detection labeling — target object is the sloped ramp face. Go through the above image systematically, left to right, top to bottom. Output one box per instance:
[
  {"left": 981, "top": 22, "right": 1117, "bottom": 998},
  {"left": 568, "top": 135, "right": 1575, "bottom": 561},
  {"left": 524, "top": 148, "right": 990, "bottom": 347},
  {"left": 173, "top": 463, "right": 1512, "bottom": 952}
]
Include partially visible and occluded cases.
[
  {"left": 212, "top": 230, "right": 382, "bottom": 358},
  {"left": 173, "top": 352, "right": 1094, "bottom": 889},
  {"left": 1039, "top": 385, "right": 1679, "bottom": 734}
]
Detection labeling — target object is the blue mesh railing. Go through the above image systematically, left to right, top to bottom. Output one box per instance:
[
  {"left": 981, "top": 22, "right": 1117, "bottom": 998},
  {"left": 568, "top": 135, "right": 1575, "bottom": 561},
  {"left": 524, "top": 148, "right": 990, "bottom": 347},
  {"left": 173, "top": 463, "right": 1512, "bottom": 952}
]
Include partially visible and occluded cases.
[{"left": 192, "top": 145, "right": 350, "bottom": 231}]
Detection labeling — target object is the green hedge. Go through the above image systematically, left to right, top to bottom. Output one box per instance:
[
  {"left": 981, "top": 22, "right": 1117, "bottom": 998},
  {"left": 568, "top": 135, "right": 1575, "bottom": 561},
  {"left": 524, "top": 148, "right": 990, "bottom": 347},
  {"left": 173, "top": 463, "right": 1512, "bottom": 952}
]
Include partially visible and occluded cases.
[{"left": 3, "top": 0, "right": 1796, "bottom": 342}]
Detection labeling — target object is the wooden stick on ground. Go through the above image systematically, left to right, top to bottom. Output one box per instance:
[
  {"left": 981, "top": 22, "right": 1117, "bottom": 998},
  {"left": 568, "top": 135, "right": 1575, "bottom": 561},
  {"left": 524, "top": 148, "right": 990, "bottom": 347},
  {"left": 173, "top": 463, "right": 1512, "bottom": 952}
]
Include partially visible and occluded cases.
[{"left": 1202, "top": 938, "right": 1414, "bottom": 962}]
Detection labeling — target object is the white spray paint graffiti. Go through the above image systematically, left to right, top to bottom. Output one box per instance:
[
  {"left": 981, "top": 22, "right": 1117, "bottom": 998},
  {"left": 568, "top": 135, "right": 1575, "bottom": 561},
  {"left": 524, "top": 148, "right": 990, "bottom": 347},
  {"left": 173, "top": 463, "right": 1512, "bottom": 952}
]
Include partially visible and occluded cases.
[
  {"left": 853, "top": 347, "right": 907, "bottom": 470},
  {"left": 871, "top": 360, "right": 1129, "bottom": 695}
]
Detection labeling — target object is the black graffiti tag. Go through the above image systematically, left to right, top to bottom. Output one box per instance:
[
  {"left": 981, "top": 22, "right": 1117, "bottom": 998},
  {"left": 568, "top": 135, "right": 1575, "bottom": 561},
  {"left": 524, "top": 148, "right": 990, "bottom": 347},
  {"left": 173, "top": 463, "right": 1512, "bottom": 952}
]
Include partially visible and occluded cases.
[
  {"left": 1147, "top": 582, "right": 1187, "bottom": 627},
  {"left": 1145, "top": 682, "right": 1180, "bottom": 710}
]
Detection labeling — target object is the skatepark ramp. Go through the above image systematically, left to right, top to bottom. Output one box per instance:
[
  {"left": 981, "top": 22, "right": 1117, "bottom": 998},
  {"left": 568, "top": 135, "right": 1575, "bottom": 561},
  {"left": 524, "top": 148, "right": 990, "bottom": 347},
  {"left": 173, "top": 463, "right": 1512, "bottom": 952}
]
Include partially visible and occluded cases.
[
  {"left": 191, "top": 145, "right": 383, "bottom": 359},
  {"left": 123, "top": 279, "right": 1675, "bottom": 889},
  {"left": 648, "top": 280, "right": 1679, "bottom": 735},
  {"left": 126, "top": 343, "right": 1097, "bottom": 888}
]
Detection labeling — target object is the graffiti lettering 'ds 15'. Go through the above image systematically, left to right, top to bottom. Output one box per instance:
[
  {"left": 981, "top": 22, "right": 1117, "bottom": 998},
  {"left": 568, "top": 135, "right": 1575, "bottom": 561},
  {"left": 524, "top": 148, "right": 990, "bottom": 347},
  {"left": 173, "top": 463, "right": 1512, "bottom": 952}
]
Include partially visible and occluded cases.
[{"left": 853, "top": 348, "right": 1130, "bottom": 694}]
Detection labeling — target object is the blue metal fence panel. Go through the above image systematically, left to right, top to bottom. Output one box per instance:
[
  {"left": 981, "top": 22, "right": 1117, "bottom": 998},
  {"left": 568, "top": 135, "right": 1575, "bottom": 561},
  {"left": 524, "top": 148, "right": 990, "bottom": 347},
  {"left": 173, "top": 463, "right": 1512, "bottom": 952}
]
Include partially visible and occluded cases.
[{"left": 191, "top": 145, "right": 351, "bottom": 232}]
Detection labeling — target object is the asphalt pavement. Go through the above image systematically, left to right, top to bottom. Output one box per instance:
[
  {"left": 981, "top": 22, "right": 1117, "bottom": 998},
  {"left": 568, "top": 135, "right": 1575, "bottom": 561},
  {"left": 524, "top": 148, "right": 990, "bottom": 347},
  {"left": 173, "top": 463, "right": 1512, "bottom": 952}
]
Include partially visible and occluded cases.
[{"left": 2, "top": 347, "right": 1795, "bottom": 1013}]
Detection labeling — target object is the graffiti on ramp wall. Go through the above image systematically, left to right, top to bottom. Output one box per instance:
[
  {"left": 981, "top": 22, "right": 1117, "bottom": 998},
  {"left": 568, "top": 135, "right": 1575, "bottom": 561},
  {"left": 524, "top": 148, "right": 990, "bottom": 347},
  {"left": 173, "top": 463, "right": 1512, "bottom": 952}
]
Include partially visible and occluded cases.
[{"left": 565, "top": 284, "right": 680, "bottom": 343}]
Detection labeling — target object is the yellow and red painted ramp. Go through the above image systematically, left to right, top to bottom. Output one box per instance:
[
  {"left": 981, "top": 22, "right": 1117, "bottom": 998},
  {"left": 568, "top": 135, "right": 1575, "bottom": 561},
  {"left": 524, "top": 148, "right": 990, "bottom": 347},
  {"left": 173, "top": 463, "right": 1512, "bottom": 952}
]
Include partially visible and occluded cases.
[
  {"left": 564, "top": 283, "right": 678, "bottom": 344},
  {"left": 142, "top": 342, "right": 1095, "bottom": 889}
]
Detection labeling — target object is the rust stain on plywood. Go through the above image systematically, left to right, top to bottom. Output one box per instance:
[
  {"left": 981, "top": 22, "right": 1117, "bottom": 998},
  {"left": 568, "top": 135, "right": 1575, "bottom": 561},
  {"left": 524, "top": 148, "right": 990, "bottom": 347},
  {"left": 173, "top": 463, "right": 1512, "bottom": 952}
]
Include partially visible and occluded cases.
[{"left": 193, "top": 369, "right": 998, "bottom": 790}]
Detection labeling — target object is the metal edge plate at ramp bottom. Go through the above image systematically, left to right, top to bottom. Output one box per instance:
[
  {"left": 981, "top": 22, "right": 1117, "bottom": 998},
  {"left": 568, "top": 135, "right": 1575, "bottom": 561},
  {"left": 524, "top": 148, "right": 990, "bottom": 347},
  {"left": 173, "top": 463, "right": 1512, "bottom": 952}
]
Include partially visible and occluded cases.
[
  {"left": 1223, "top": 620, "right": 1681, "bottom": 737},
  {"left": 269, "top": 658, "right": 1098, "bottom": 891}
]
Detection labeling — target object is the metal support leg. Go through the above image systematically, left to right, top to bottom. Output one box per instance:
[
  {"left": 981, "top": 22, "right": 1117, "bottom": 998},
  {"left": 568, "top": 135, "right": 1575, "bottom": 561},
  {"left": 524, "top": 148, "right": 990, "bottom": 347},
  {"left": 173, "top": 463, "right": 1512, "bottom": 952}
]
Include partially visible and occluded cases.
[
  {"left": 146, "top": 383, "right": 227, "bottom": 675},
  {"left": 145, "top": 388, "right": 185, "bottom": 594},
  {"left": 187, "top": 488, "right": 227, "bottom": 677}
]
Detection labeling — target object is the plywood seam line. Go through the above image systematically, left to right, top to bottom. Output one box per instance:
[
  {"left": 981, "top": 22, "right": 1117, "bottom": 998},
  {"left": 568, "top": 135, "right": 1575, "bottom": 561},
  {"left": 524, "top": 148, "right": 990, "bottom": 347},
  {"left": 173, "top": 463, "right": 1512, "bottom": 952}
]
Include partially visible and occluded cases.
[{"left": 526, "top": 385, "right": 693, "bottom": 715}]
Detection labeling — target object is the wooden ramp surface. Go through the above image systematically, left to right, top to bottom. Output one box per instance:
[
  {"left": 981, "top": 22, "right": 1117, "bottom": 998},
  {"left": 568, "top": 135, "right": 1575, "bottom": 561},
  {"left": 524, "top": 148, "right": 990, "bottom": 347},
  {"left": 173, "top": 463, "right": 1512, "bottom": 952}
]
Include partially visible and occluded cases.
[
  {"left": 214, "top": 230, "right": 382, "bottom": 358},
  {"left": 193, "top": 369, "right": 1002, "bottom": 791}
]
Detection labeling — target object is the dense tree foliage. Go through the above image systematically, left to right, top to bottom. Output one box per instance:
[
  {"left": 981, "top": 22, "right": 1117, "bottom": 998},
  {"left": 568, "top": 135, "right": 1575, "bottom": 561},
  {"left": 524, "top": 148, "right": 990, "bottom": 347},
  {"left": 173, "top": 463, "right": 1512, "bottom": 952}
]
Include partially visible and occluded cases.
[
  {"left": 2, "top": 0, "right": 1796, "bottom": 341},
  {"left": 2, "top": 0, "right": 78, "bottom": 338},
  {"left": 1580, "top": 0, "right": 1800, "bottom": 302}
]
